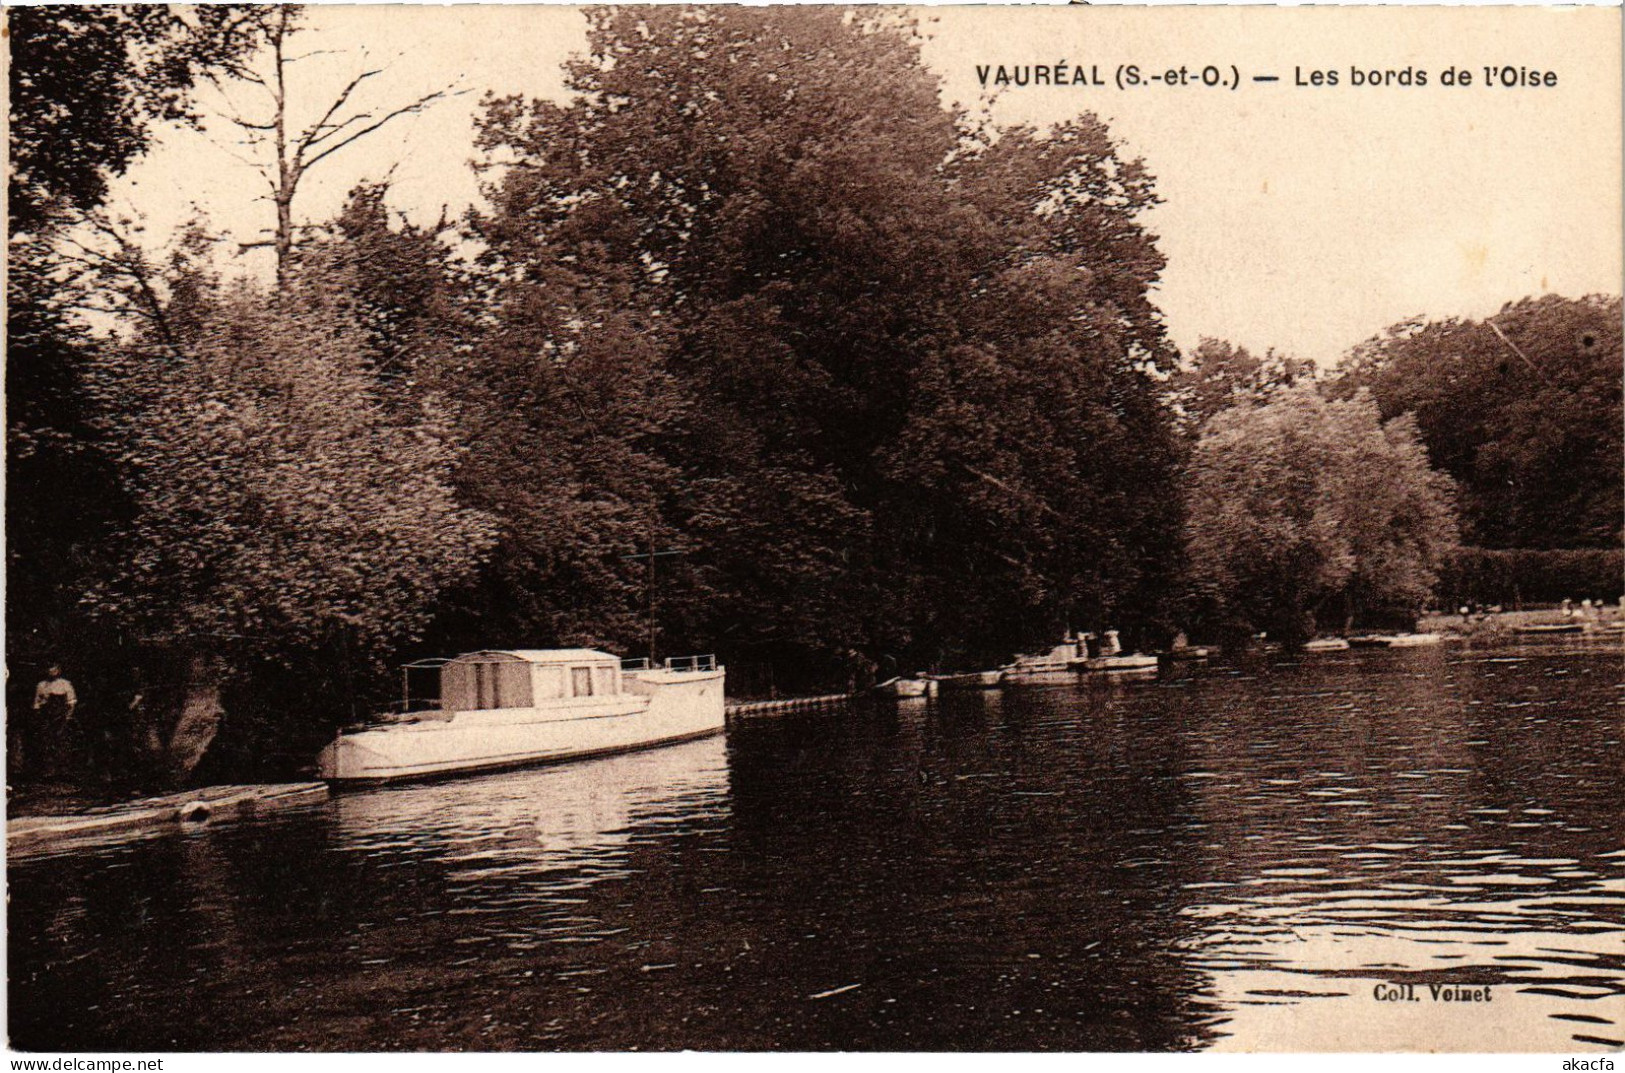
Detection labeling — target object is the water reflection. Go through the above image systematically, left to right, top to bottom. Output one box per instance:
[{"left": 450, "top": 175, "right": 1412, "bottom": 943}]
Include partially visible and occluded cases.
[
  {"left": 8, "top": 638, "right": 1622, "bottom": 1051},
  {"left": 1173, "top": 641, "right": 1625, "bottom": 1050},
  {"left": 332, "top": 735, "right": 731, "bottom": 873}
]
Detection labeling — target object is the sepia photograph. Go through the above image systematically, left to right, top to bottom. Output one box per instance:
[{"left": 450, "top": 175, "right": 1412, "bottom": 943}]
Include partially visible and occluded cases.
[{"left": 5, "top": 1, "right": 1622, "bottom": 1057}]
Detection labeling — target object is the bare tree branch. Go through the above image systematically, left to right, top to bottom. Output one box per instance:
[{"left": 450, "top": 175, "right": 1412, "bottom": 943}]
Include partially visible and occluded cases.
[
  {"left": 211, "top": 8, "right": 461, "bottom": 287},
  {"left": 295, "top": 67, "right": 384, "bottom": 157},
  {"left": 300, "top": 86, "right": 462, "bottom": 173},
  {"left": 223, "top": 113, "right": 278, "bottom": 132},
  {"left": 202, "top": 133, "right": 280, "bottom": 190},
  {"left": 81, "top": 216, "right": 189, "bottom": 364}
]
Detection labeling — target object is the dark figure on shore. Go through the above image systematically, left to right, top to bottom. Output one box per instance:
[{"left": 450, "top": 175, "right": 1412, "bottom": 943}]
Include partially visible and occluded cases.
[
  {"left": 844, "top": 648, "right": 878, "bottom": 693},
  {"left": 30, "top": 665, "right": 78, "bottom": 777}
]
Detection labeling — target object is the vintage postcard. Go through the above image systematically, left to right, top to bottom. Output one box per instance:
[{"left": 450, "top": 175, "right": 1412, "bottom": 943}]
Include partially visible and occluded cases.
[{"left": 5, "top": 1, "right": 1621, "bottom": 1060}]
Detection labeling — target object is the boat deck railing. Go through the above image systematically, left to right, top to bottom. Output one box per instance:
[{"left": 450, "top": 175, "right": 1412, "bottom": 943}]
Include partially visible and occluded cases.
[{"left": 621, "top": 654, "right": 719, "bottom": 673}]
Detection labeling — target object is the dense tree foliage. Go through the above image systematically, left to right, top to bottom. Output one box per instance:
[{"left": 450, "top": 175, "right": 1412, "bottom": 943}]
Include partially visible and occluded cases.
[
  {"left": 7, "top": 5, "right": 269, "bottom": 698},
  {"left": 8, "top": 5, "right": 268, "bottom": 233},
  {"left": 20, "top": 6, "right": 1602, "bottom": 791},
  {"left": 471, "top": 7, "right": 1185, "bottom": 671},
  {"left": 436, "top": 249, "right": 690, "bottom": 660},
  {"left": 82, "top": 250, "right": 495, "bottom": 773},
  {"left": 89, "top": 262, "right": 492, "bottom": 660},
  {"left": 1332, "top": 295, "right": 1622, "bottom": 550},
  {"left": 1170, "top": 337, "right": 1315, "bottom": 430},
  {"left": 1185, "top": 388, "right": 1459, "bottom": 646},
  {"left": 1438, "top": 547, "right": 1623, "bottom": 609}
]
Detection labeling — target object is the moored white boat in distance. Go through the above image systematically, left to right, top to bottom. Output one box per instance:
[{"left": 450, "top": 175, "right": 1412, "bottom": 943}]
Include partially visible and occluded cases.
[
  {"left": 1006, "top": 631, "right": 1161, "bottom": 681},
  {"left": 1347, "top": 632, "right": 1442, "bottom": 649},
  {"left": 1002, "top": 637, "right": 1085, "bottom": 685},
  {"left": 1303, "top": 637, "right": 1351, "bottom": 652},
  {"left": 316, "top": 649, "right": 725, "bottom": 783},
  {"left": 1075, "top": 653, "right": 1159, "bottom": 674},
  {"left": 931, "top": 669, "right": 1004, "bottom": 691},
  {"left": 873, "top": 676, "right": 931, "bottom": 699}
]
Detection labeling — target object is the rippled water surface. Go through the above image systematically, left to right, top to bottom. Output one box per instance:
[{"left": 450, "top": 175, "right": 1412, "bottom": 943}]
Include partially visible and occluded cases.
[{"left": 10, "top": 638, "right": 1623, "bottom": 1051}]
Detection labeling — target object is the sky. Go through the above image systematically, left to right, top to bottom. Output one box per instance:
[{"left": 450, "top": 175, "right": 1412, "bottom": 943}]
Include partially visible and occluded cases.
[{"left": 108, "top": 4, "right": 1623, "bottom": 367}]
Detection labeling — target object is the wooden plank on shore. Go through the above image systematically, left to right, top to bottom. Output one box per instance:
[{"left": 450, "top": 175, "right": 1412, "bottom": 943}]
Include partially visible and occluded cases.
[{"left": 8, "top": 782, "right": 329, "bottom": 854}]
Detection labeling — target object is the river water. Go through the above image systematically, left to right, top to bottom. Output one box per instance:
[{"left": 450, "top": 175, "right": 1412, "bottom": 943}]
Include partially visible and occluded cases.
[{"left": 9, "top": 636, "right": 1623, "bottom": 1052}]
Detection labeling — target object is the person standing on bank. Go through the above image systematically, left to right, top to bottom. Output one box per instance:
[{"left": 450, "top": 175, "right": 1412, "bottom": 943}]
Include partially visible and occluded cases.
[{"left": 32, "top": 664, "right": 78, "bottom": 775}]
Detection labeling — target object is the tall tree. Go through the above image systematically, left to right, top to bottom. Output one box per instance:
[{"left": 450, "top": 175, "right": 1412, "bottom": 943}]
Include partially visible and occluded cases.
[
  {"left": 7, "top": 5, "right": 269, "bottom": 689},
  {"left": 8, "top": 5, "right": 268, "bottom": 234},
  {"left": 218, "top": 5, "right": 456, "bottom": 285},
  {"left": 471, "top": 7, "right": 1184, "bottom": 673},
  {"left": 325, "top": 181, "right": 455, "bottom": 389},
  {"left": 429, "top": 249, "right": 691, "bottom": 659},
  {"left": 84, "top": 250, "right": 495, "bottom": 777},
  {"left": 1332, "top": 295, "right": 1622, "bottom": 549},
  {"left": 1170, "top": 337, "right": 1315, "bottom": 430},
  {"left": 1185, "top": 387, "right": 1459, "bottom": 647}
]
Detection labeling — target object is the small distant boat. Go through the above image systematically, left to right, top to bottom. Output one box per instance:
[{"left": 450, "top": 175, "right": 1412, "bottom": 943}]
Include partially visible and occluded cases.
[
  {"left": 1512, "top": 622, "right": 1586, "bottom": 635},
  {"left": 999, "top": 631, "right": 1161, "bottom": 678},
  {"left": 1347, "top": 633, "right": 1443, "bottom": 649},
  {"left": 1386, "top": 633, "right": 1443, "bottom": 647},
  {"left": 1004, "top": 636, "right": 1097, "bottom": 685},
  {"left": 1303, "top": 637, "right": 1350, "bottom": 652},
  {"left": 1002, "top": 641, "right": 1081, "bottom": 686},
  {"left": 1162, "top": 646, "right": 1210, "bottom": 661},
  {"left": 317, "top": 649, "right": 725, "bottom": 783},
  {"left": 1074, "top": 654, "right": 1159, "bottom": 674},
  {"left": 1001, "top": 664, "right": 1077, "bottom": 685},
  {"left": 932, "top": 670, "right": 1004, "bottom": 691},
  {"left": 873, "top": 676, "right": 930, "bottom": 699}
]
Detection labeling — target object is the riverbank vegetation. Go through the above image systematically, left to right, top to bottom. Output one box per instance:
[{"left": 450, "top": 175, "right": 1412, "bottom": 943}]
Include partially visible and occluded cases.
[
  {"left": 8, "top": 6, "right": 1621, "bottom": 793},
  {"left": 1184, "top": 389, "right": 1459, "bottom": 648}
]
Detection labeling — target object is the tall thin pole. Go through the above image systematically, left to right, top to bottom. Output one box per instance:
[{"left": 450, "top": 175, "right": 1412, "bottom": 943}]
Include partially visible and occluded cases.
[
  {"left": 647, "top": 537, "right": 657, "bottom": 664},
  {"left": 622, "top": 544, "right": 684, "bottom": 665}
]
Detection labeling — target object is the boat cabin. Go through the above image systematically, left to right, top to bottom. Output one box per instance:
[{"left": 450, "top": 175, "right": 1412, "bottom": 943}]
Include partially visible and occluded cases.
[{"left": 405, "top": 649, "right": 625, "bottom": 714}]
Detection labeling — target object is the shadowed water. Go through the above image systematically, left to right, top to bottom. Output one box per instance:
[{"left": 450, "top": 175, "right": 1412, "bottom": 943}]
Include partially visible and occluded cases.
[{"left": 9, "top": 637, "right": 1622, "bottom": 1051}]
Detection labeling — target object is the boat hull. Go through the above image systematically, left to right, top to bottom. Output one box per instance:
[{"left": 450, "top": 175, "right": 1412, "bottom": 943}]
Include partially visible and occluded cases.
[
  {"left": 1348, "top": 633, "right": 1442, "bottom": 648},
  {"left": 1071, "top": 655, "right": 1159, "bottom": 673},
  {"left": 1001, "top": 664, "right": 1076, "bottom": 686},
  {"left": 319, "top": 669, "right": 726, "bottom": 783},
  {"left": 934, "top": 671, "right": 1003, "bottom": 691},
  {"left": 874, "top": 677, "right": 931, "bottom": 699}
]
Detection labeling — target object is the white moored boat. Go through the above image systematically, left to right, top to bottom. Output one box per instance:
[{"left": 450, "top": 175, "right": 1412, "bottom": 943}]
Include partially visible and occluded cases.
[
  {"left": 1003, "top": 631, "right": 1162, "bottom": 683},
  {"left": 1347, "top": 633, "right": 1442, "bottom": 649},
  {"left": 1003, "top": 638, "right": 1086, "bottom": 686},
  {"left": 316, "top": 649, "right": 726, "bottom": 783},
  {"left": 1076, "top": 653, "right": 1159, "bottom": 674},
  {"left": 931, "top": 670, "right": 1004, "bottom": 691},
  {"left": 873, "top": 676, "right": 931, "bottom": 699}
]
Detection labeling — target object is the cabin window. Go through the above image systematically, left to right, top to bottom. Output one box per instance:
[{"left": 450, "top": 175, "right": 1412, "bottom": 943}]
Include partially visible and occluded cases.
[
  {"left": 498, "top": 661, "right": 531, "bottom": 707},
  {"left": 571, "top": 666, "right": 594, "bottom": 697},
  {"left": 594, "top": 666, "right": 617, "bottom": 696}
]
